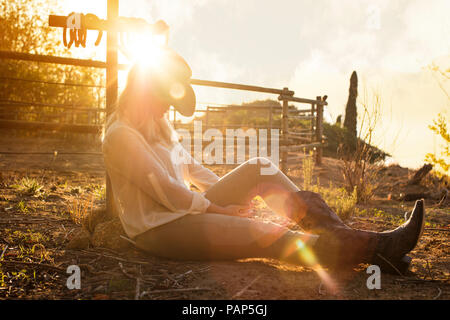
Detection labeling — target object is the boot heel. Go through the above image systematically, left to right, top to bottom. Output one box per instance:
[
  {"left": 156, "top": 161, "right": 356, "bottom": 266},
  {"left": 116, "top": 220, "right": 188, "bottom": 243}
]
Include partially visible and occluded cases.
[{"left": 374, "top": 254, "right": 412, "bottom": 275}]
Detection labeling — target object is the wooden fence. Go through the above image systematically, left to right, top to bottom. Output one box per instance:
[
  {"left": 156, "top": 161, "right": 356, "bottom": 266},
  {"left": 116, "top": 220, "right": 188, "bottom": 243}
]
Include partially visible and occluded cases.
[
  {"left": 1, "top": 49, "right": 327, "bottom": 219},
  {"left": 0, "top": 50, "right": 327, "bottom": 169}
]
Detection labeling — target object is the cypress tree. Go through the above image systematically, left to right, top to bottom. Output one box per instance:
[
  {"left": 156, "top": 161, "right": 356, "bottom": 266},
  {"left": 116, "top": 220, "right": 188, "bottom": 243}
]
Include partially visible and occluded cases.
[{"left": 344, "top": 71, "right": 358, "bottom": 138}]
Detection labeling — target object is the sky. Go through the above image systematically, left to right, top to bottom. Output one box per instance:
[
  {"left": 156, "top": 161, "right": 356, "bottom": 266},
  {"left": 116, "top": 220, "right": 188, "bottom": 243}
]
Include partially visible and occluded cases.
[{"left": 60, "top": 0, "right": 450, "bottom": 169}]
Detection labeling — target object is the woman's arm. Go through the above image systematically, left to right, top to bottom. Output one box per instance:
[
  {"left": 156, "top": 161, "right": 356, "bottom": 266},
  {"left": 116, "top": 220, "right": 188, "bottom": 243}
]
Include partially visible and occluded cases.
[
  {"left": 103, "top": 126, "right": 211, "bottom": 214},
  {"left": 180, "top": 145, "right": 220, "bottom": 192}
]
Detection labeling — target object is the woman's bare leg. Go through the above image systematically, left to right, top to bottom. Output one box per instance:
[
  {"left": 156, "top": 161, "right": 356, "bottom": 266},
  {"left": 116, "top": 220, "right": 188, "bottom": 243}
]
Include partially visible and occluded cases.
[
  {"left": 205, "top": 157, "right": 300, "bottom": 220},
  {"left": 134, "top": 213, "right": 318, "bottom": 264}
]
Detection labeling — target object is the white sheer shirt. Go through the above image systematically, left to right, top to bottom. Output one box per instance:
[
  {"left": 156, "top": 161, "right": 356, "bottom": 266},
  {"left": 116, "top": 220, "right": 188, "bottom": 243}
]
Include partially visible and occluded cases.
[{"left": 102, "top": 118, "right": 220, "bottom": 239}]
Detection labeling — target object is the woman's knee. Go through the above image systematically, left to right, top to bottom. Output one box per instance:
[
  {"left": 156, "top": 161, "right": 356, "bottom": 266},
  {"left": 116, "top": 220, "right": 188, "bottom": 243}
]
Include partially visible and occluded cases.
[
  {"left": 242, "top": 156, "right": 276, "bottom": 169},
  {"left": 243, "top": 156, "right": 279, "bottom": 176},
  {"left": 247, "top": 156, "right": 272, "bottom": 165}
]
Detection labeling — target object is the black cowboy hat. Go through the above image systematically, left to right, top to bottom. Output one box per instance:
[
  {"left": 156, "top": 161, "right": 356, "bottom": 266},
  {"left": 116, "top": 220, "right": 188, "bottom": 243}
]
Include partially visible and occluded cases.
[{"left": 135, "top": 46, "right": 196, "bottom": 117}]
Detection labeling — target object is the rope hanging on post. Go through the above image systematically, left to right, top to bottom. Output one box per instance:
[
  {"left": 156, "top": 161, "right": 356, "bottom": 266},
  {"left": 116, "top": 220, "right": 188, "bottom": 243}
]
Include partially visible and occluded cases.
[
  {"left": 62, "top": 13, "right": 103, "bottom": 49},
  {"left": 53, "top": 14, "right": 169, "bottom": 51},
  {"left": 85, "top": 14, "right": 104, "bottom": 46}
]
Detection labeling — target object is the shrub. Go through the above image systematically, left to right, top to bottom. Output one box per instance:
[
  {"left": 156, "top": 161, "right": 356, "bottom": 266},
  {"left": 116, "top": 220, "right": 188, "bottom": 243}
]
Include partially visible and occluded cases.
[
  {"left": 302, "top": 155, "right": 358, "bottom": 220},
  {"left": 11, "top": 177, "right": 44, "bottom": 197},
  {"left": 309, "top": 183, "right": 358, "bottom": 221}
]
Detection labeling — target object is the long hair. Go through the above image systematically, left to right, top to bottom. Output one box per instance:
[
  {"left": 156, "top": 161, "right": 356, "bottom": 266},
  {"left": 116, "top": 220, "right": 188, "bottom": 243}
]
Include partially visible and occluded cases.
[{"left": 104, "top": 64, "right": 179, "bottom": 149}]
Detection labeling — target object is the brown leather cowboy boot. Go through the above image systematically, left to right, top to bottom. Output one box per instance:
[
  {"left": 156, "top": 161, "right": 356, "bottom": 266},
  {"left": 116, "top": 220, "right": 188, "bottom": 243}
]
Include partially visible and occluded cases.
[
  {"left": 286, "top": 190, "right": 351, "bottom": 234},
  {"left": 311, "top": 199, "right": 425, "bottom": 272}
]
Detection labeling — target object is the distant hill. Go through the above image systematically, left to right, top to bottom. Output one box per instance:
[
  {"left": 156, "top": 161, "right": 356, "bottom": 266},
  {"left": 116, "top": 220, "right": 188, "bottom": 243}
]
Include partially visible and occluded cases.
[{"left": 323, "top": 122, "right": 390, "bottom": 163}]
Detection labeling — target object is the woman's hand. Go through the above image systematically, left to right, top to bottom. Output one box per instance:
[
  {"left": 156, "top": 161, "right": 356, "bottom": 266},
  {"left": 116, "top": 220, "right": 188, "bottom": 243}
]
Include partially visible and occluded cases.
[
  {"left": 206, "top": 202, "right": 253, "bottom": 217},
  {"left": 222, "top": 204, "right": 253, "bottom": 217}
]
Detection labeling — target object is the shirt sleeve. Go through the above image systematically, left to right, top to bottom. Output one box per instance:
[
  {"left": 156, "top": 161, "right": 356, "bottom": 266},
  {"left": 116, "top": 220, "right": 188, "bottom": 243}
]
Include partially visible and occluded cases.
[
  {"left": 102, "top": 126, "right": 211, "bottom": 214},
  {"left": 180, "top": 145, "right": 220, "bottom": 192}
]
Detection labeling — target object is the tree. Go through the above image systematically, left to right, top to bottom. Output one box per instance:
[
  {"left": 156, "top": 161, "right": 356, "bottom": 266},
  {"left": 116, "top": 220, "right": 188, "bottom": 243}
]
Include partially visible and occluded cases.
[
  {"left": 0, "top": 0, "right": 105, "bottom": 128},
  {"left": 424, "top": 65, "right": 450, "bottom": 174},
  {"left": 343, "top": 71, "right": 358, "bottom": 139},
  {"left": 425, "top": 112, "right": 449, "bottom": 173},
  {"left": 335, "top": 114, "right": 342, "bottom": 127}
]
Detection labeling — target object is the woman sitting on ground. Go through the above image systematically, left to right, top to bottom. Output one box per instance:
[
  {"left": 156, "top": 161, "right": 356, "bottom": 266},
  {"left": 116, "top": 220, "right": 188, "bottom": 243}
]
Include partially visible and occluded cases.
[{"left": 102, "top": 47, "right": 425, "bottom": 272}]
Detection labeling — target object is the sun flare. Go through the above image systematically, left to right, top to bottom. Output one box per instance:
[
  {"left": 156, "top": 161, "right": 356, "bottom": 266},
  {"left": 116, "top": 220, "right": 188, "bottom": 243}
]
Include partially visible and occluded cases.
[{"left": 120, "top": 32, "right": 167, "bottom": 67}]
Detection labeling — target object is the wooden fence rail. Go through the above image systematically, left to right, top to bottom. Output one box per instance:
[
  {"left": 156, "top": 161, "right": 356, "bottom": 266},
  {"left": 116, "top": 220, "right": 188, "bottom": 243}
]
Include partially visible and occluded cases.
[
  {"left": 1, "top": 47, "right": 328, "bottom": 219},
  {"left": 0, "top": 50, "right": 328, "bottom": 168},
  {"left": 0, "top": 76, "right": 105, "bottom": 88},
  {"left": 0, "top": 119, "right": 102, "bottom": 134}
]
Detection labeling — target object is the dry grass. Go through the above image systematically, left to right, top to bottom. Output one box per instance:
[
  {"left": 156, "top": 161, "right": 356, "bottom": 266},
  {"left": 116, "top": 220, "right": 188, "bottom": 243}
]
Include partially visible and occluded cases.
[{"left": 0, "top": 135, "right": 448, "bottom": 299}]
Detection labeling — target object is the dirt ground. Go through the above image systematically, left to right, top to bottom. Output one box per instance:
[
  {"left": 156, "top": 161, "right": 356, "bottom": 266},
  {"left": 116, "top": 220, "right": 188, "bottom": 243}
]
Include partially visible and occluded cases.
[{"left": 0, "top": 134, "right": 448, "bottom": 300}]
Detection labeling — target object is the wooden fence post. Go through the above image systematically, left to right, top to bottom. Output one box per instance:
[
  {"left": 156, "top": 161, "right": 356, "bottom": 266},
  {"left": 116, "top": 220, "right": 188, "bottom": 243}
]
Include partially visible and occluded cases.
[
  {"left": 106, "top": 0, "right": 119, "bottom": 218},
  {"left": 280, "top": 87, "right": 289, "bottom": 173},
  {"left": 315, "top": 96, "right": 323, "bottom": 165},
  {"left": 310, "top": 102, "right": 315, "bottom": 143},
  {"left": 268, "top": 105, "right": 273, "bottom": 150},
  {"left": 205, "top": 106, "right": 209, "bottom": 131},
  {"left": 173, "top": 108, "right": 177, "bottom": 128}
]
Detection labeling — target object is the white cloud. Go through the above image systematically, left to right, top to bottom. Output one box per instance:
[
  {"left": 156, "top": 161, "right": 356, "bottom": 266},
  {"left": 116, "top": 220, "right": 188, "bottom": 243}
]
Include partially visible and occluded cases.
[
  {"left": 120, "top": 0, "right": 210, "bottom": 29},
  {"left": 286, "top": 0, "right": 450, "bottom": 168}
]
